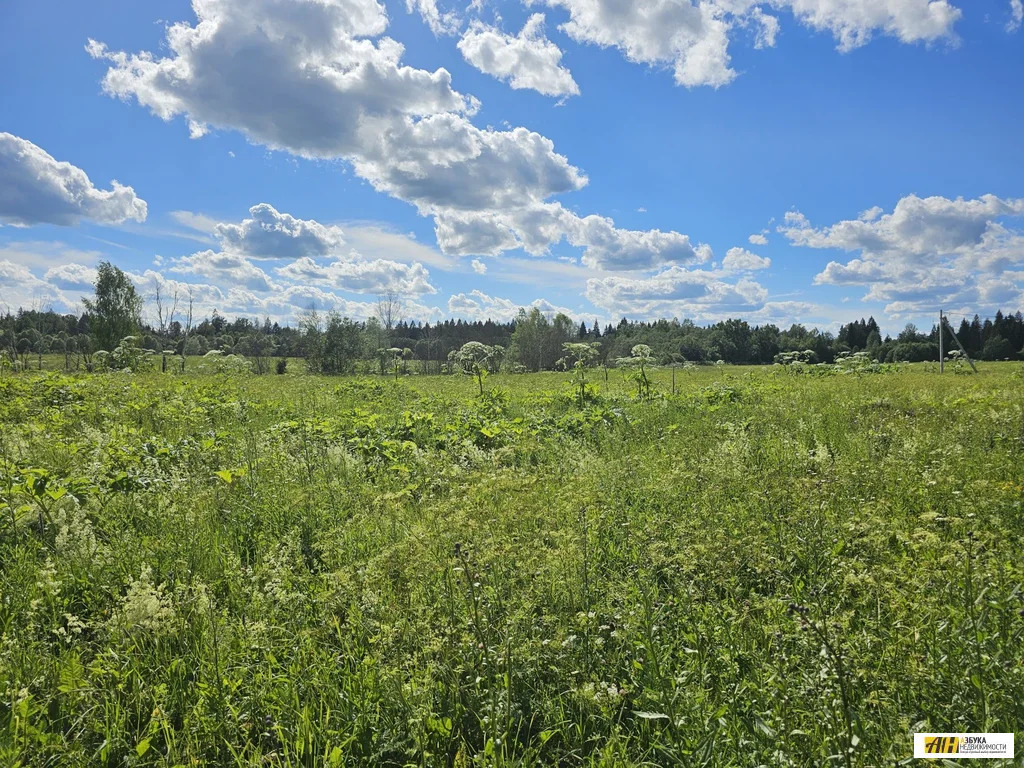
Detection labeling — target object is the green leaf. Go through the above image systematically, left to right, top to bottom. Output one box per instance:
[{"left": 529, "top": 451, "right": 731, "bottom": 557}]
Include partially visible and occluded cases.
[
  {"left": 45, "top": 486, "right": 68, "bottom": 501},
  {"left": 426, "top": 716, "right": 453, "bottom": 737},
  {"left": 136, "top": 738, "right": 151, "bottom": 757}
]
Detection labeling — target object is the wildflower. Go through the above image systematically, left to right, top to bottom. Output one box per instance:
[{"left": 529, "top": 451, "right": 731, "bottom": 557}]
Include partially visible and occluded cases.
[{"left": 120, "top": 566, "right": 176, "bottom": 635}]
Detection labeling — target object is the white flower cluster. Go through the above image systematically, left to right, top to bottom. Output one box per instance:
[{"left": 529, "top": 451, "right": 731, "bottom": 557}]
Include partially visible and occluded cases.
[
  {"left": 54, "top": 500, "right": 99, "bottom": 566},
  {"left": 31, "top": 558, "right": 61, "bottom": 612},
  {"left": 119, "top": 566, "right": 176, "bottom": 635},
  {"left": 577, "top": 681, "right": 627, "bottom": 705}
]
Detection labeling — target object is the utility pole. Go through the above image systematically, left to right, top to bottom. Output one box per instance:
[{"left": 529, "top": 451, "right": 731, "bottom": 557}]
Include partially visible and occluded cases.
[
  {"left": 939, "top": 309, "right": 944, "bottom": 373},
  {"left": 942, "top": 314, "right": 978, "bottom": 373}
]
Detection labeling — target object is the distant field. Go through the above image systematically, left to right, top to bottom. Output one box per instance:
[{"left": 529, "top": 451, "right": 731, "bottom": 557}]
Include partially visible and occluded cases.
[{"left": 1, "top": 364, "right": 1023, "bottom": 766}]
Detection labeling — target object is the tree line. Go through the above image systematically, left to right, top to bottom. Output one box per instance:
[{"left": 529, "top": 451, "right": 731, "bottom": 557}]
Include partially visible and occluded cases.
[{"left": 2, "top": 262, "right": 1023, "bottom": 373}]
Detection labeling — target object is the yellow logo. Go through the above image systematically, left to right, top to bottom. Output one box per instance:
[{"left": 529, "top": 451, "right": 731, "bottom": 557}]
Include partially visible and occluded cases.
[
  {"left": 915, "top": 732, "right": 1013, "bottom": 759},
  {"left": 923, "top": 736, "right": 960, "bottom": 754}
]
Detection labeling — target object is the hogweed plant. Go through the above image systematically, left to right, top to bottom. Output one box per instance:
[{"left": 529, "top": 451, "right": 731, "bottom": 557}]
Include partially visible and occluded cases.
[
  {"left": 455, "top": 341, "right": 494, "bottom": 395},
  {"left": 558, "top": 341, "right": 601, "bottom": 407},
  {"left": 617, "top": 344, "right": 655, "bottom": 401},
  {"left": 387, "top": 347, "right": 404, "bottom": 380}
]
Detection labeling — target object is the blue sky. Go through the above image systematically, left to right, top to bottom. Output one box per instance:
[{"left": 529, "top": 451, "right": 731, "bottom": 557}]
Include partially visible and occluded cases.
[{"left": 1, "top": 0, "right": 1023, "bottom": 334}]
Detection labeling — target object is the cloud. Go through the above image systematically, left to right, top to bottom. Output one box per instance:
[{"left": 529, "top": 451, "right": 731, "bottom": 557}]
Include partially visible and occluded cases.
[
  {"left": 86, "top": 0, "right": 465, "bottom": 155},
  {"left": 90, "top": 0, "right": 702, "bottom": 273},
  {"left": 406, "top": 0, "right": 460, "bottom": 35},
  {"left": 534, "top": 0, "right": 961, "bottom": 88},
  {"left": 542, "top": 0, "right": 737, "bottom": 87},
  {"left": 784, "top": 0, "right": 961, "bottom": 51},
  {"left": 1010, "top": 0, "right": 1023, "bottom": 32},
  {"left": 87, "top": 1, "right": 583, "bottom": 216},
  {"left": 750, "top": 7, "right": 780, "bottom": 48},
  {"left": 458, "top": 14, "right": 579, "bottom": 98},
  {"left": 349, "top": 116, "right": 585, "bottom": 214},
  {"left": 0, "top": 133, "right": 147, "bottom": 227},
  {"left": 783, "top": 193, "right": 1024, "bottom": 313},
  {"left": 780, "top": 194, "right": 1024, "bottom": 257},
  {"left": 434, "top": 202, "right": 706, "bottom": 269},
  {"left": 214, "top": 203, "right": 345, "bottom": 259},
  {"left": 169, "top": 204, "right": 440, "bottom": 297},
  {"left": 434, "top": 209, "right": 521, "bottom": 257},
  {"left": 171, "top": 211, "right": 220, "bottom": 233},
  {"left": 174, "top": 211, "right": 455, "bottom": 270},
  {"left": 568, "top": 212, "right": 709, "bottom": 270},
  {"left": 343, "top": 224, "right": 456, "bottom": 269},
  {"left": 748, "top": 233, "right": 768, "bottom": 245},
  {"left": 0, "top": 240, "right": 104, "bottom": 269},
  {"left": 722, "top": 246, "right": 770, "bottom": 271},
  {"left": 0, "top": 249, "right": 444, "bottom": 325},
  {"left": 171, "top": 250, "right": 279, "bottom": 292},
  {"left": 484, "top": 254, "right": 598, "bottom": 285},
  {"left": 275, "top": 256, "right": 437, "bottom": 295},
  {"left": 471, "top": 258, "right": 487, "bottom": 274},
  {"left": 813, "top": 258, "right": 885, "bottom": 285},
  {"left": 0, "top": 259, "right": 66, "bottom": 313},
  {"left": 43, "top": 263, "right": 98, "bottom": 291},
  {"left": 586, "top": 266, "right": 769, "bottom": 319},
  {"left": 447, "top": 289, "right": 575, "bottom": 321}
]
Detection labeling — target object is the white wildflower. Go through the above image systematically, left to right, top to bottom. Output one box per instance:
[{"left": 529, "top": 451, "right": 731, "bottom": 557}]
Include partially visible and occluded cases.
[{"left": 120, "top": 566, "right": 176, "bottom": 635}]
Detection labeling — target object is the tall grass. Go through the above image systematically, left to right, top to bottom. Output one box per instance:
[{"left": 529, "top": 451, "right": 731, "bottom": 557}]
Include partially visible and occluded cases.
[{"left": 1, "top": 364, "right": 1022, "bottom": 765}]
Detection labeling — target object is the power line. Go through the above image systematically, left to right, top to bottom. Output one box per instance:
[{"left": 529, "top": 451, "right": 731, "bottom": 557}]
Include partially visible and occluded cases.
[{"left": 941, "top": 311, "right": 1022, "bottom": 328}]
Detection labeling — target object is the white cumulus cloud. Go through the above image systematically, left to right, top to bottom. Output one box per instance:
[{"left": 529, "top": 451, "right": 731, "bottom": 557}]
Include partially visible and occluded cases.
[
  {"left": 87, "top": 0, "right": 583, "bottom": 218},
  {"left": 89, "top": 0, "right": 704, "bottom": 275},
  {"left": 534, "top": 0, "right": 961, "bottom": 88},
  {"left": 542, "top": 0, "right": 738, "bottom": 87},
  {"left": 785, "top": 0, "right": 962, "bottom": 51},
  {"left": 458, "top": 14, "right": 580, "bottom": 98},
  {"left": 0, "top": 133, "right": 147, "bottom": 227},
  {"left": 781, "top": 193, "right": 1024, "bottom": 314},
  {"left": 780, "top": 194, "right": 1024, "bottom": 257},
  {"left": 434, "top": 202, "right": 706, "bottom": 269},
  {"left": 215, "top": 203, "right": 345, "bottom": 260},
  {"left": 171, "top": 204, "right": 439, "bottom": 297},
  {"left": 722, "top": 246, "right": 770, "bottom": 271},
  {"left": 171, "top": 250, "right": 279, "bottom": 292},
  {"left": 275, "top": 256, "right": 437, "bottom": 295},
  {"left": 0, "top": 259, "right": 65, "bottom": 313},
  {"left": 43, "top": 263, "right": 98, "bottom": 291},
  {"left": 586, "top": 266, "right": 769, "bottom": 320}
]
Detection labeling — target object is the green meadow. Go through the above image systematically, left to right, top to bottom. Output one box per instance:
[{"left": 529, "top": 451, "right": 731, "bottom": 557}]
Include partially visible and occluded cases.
[{"left": 2, "top": 363, "right": 1023, "bottom": 766}]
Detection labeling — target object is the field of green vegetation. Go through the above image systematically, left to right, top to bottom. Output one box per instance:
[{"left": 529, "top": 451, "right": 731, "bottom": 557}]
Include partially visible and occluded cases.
[{"left": 2, "top": 362, "right": 1023, "bottom": 766}]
